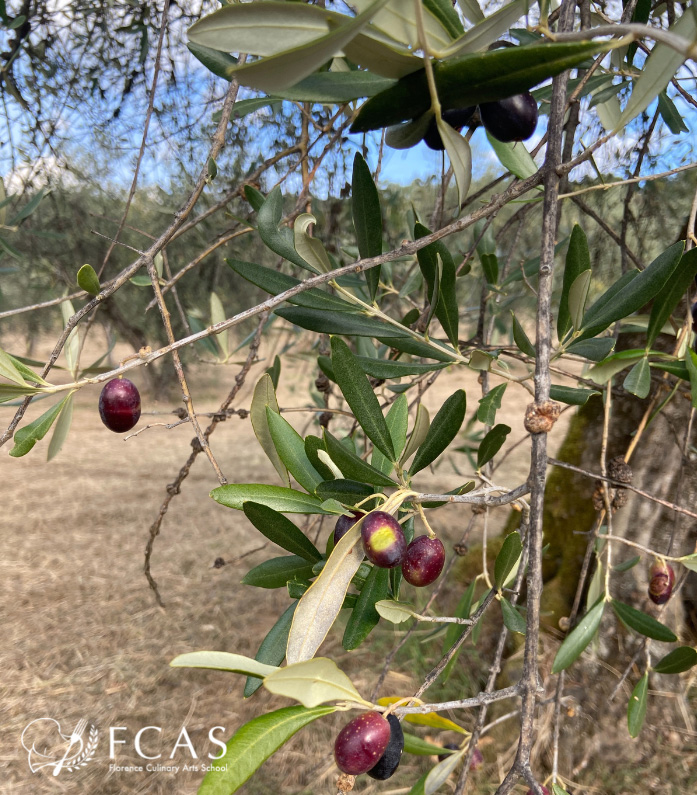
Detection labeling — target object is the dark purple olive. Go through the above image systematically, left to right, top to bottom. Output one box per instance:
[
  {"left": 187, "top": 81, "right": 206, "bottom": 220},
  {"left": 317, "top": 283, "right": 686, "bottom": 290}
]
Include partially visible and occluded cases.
[
  {"left": 479, "top": 92, "right": 538, "bottom": 143},
  {"left": 423, "top": 106, "right": 476, "bottom": 150},
  {"left": 98, "top": 378, "right": 141, "bottom": 433},
  {"left": 361, "top": 511, "right": 406, "bottom": 568},
  {"left": 334, "top": 512, "right": 360, "bottom": 546},
  {"left": 401, "top": 536, "right": 445, "bottom": 587},
  {"left": 648, "top": 561, "right": 675, "bottom": 605},
  {"left": 334, "top": 712, "right": 391, "bottom": 775},
  {"left": 367, "top": 714, "right": 404, "bottom": 780},
  {"left": 469, "top": 746, "right": 483, "bottom": 770}
]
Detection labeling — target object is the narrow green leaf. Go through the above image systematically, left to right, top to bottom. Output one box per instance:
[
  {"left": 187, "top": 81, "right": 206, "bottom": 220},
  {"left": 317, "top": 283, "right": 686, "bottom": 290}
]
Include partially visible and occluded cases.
[
  {"left": 227, "top": 0, "right": 392, "bottom": 93},
  {"left": 424, "top": 0, "right": 464, "bottom": 38},
  {"left": 445, "top": 0, "right": 531, "bottom": 55},
  {"left": 456, "top": 0, "right": 483, "bottom": 23},
  {"left": 617, "top": 12, "right": 696, "bottom": 129},
  {"left": 188, "top": 41, "right": 238, "bottom": 79},
  {"left": 352, "top": 41, "right": 616, "bottom": 132},
  {"left": 274, "top": 70, "right": 397, "bottom": 101},
  {"left": 657, "top": 90, "right": 689, "bottom": 134},
  {"left": 438, "top": 119, "right": 472, "bottom": 205},
  {"left": 486, "top": 132, "right": 538, "bottom": 180},
  {"left": 352, "top": 153, "right": 382, "bottom": 300},
  {"left": 257, "top": 187, "right": 314, "bottom": 272},
  {"left": 414, "top": 223, "right": 460, "bottom": 347},
  {"left": 558, "top": 225, "right": 590, "bottom": 341},
  {"left": 580, "top": 242, "right": 685, "bottom": 339},
  {"left": 646, "top": 248, "right": 697, "bottom": 347},
  {"left": 227, "top": 258, "right": 355, "bottom": 311},
  {"left": 76, "top": 264, "right": 100, "bottom": 296},
  {"left": 568, "top": 269, "right": 592, "bottom": 332},
  {"left": 210, "top": 291, "right": 229, "bottom": 359},
  {"left": 276, "top": 305, "right": 408, "bottom": 339},
  {"left": 511, "top": 312, "right": 536, "bottom": 357},
  {"left": 377, "top": 335, "right": 458, "bottom": 362},
  {"left": 331, "top": 337, "right": 395, "bottom": 460},
  {"left": 566, "top": 337, "right": 616, "bottom": 361},
  {"left": 0, "top": 346, "right": 28, "bottom": 386},
  {"left": 1, "top": 352, "right": 50, "bottom": 385},
  {"left": 266, "top": 355, "right": 281, "bottom": 389},
  {"left": 623, "top": 358, "right": 651, "bottom": 399},
  {"left": 250, "top": 373, "right": 290, "bottom": 487},
  {"left": 0, "top": 383, "right": 40, "bottom": 403},
  {"left": 477, "top": 383, "right": 507, "bottom": 426},
  {"left": 549, "top": 385, "right": 599, "bottom": 405},
  {"left": 410, "top": 389, "right": 467, "bottom": 476},
  {"left": 47, "top": 392, "right": 74, "bottom": 461},
  {"left": 371, "top": 393, "right": 409, "bottom": 475},
  {"left": 10, "top": 396, "right": 70, "bottom": 458},
  {"left": 401, "top": 403, "right": 430, "bottom": 464},
  {"left": 266, "top": 408, "right": 322, "bottom": 493},
  {"left": 477, "top": 423, "right": 511, "bottom": 468},
  {"left": 323, "top": 429, "right": 396, "bottom": 487},
  {"left": 304, "top": 436, "right": 336, "bottom": 482},
  {"left": 315, "top": 479, "right": 375, "bottom": 506},
  {"left": 211, "top": 484, "right": 333, "bottom": 514},
  {"left": 243, "top": 502, "right": 321, "bottom": 562},
  {"left": 494, "top": 531, "right": 523, "bottom": 590},
  {"left": 242, "top": 555, "right": 317, "bottom": 589},
  {"left": 613, "top": 555, "right": 641, "bottom": 572},
  {"left": 343, "top": 564, "right": 390, "bottom": 650},
  {"left": 500, "top": 597, "right": 526, "bottom": 635},
  {"left": 551, "top": 599, "right": 605, "bottom": 673},
  {"left": 611, "top": 599, "right": 677, "bottom": 642},
  {"left": 245, "top": 602, "right": 298, "bottom": 697},
  {"left": 653, "top": 646, "right": 697, "bottom": 675},
  {"left": 170, "top": 651, "right": 279, "bottom": 677},
  {"left": 263, "top": 657, "right": 365, "bottom": 707},
  {"left": 627, "top": 673, "right": 649, "bottom": 738},
  {"left": 197, "top": 705, "right": 335, "bottom": 795},
  {"left": 404, "top": 733, "right": 456, "bottom": 756},
  {"left": 425, "top": 748, "right": 465, "bottom": 794},
  {"left": 552, "top": 785, "right": 572, "bottom": 795}
]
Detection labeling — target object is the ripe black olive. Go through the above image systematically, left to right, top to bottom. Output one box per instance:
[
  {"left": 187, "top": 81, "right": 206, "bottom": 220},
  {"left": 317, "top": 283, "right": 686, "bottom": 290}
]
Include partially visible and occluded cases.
[
  {"left": 479, "top": 92, "right": 538, "bottom": 143},
  {"left": 367, "top": 714, "right": 404, "bottom": 780}
]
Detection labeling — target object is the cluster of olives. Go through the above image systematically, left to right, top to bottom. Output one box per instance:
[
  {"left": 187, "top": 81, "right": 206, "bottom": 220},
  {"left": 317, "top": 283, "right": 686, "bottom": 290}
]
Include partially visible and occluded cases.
[
  {"left": 422, "top": 91, "right": 538, "bottom": 151},
  {"left": 98, "top": 378, "right": 141, "bottom": 433},
  {"left": 335, "top": 510, "right": 445, "bottom": 587}
]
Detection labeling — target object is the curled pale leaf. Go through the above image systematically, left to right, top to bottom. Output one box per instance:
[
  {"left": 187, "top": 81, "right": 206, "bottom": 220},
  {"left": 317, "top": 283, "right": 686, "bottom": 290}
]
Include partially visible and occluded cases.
[
  {"left": 294, "top": 213, "right": 331, "bottom": 273},
  {"left": 286, "top": 522, "right": 365, "bottom": 664},
  {"left": 375, "top": 599, "right": 416, "bottom": 624},
  {"left": 170, "top": 651, "right": 280, "bottom": 678},
  {"left": 263, "top": 657, "right": 369, "bottom": 707}
]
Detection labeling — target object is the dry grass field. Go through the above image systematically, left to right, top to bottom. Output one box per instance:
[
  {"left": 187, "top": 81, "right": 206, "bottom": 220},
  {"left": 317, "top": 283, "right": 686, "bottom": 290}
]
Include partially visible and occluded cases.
[{"left": 3, "top": 337, "right": 694, "bottom": 794}]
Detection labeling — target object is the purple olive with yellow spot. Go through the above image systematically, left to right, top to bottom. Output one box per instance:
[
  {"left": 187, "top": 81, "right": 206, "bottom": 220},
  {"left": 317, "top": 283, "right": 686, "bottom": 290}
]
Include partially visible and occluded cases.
[
  {"left": 361, "top": 511, "right": 406, "bottom": 568},
  {"left": 401, "top": 536, "right": 445, "bottom": 587},
  {"left": 334, "top": 712, "right": 392, "bottom": 775}
]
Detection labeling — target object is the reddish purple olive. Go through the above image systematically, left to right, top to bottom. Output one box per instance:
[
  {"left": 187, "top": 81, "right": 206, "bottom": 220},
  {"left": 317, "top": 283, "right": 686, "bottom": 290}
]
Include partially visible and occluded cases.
[
  {"left": 479, "top": 92, "right": 538, "bottom": 143},
  {"left": 423, "top": 106, "right": 476, "bottom": 151},
  {"left": 98, "top": 378, "right": 141, "bottom": 433},
  {"left": 361, "top": 511, "right": 406, "bottom": 568},
  {"left": 334, "top": 512, "right": 360, "bottom": 546},
  {"left": 401, "top": 536, "right": 445, "bottom": 587},
  {"left": 648, "top": 561, "right": 675, "bottom": 605},
  {"left": 334, "top": 712, "right": 391, "bottom": 775},
  {"left": 367, "top": 714, "right": 404, "bottom": 780}
]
